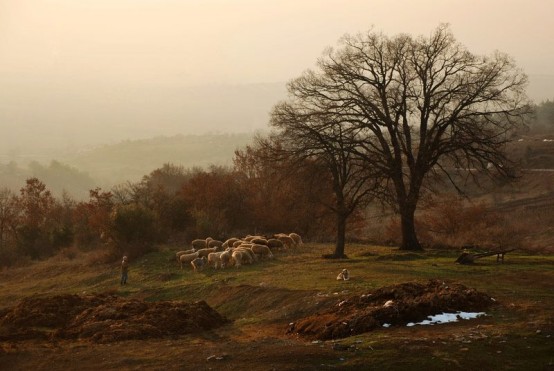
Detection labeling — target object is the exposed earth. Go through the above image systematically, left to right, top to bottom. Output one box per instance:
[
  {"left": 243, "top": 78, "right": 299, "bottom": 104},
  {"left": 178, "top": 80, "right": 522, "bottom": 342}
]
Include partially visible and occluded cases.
[
  {"left": 0, "top": 279, "right": 507, "bottom": 370},
  {"left": 288, "top": 279, "right": 496, "bottom": 340},
  {"left": 0, "top": 294, "right": 227, "bottom": 343}
]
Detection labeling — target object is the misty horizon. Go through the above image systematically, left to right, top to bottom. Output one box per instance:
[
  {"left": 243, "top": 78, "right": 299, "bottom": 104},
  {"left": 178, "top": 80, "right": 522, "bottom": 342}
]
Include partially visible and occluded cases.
[{"left": 1, "top": 0, "right": 554, "bottom": 160}]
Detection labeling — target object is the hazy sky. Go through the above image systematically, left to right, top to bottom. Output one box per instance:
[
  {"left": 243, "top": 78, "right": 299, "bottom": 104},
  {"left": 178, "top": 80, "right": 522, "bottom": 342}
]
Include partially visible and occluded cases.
[{"left": 1, "top": 0, "right": 553, "bottom": 152}]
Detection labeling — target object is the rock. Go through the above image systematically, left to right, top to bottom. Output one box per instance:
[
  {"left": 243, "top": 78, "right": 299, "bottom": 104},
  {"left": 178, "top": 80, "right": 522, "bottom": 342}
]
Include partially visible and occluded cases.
[{"left": 332, "top": 343, "right": 349, "bottom": 351}]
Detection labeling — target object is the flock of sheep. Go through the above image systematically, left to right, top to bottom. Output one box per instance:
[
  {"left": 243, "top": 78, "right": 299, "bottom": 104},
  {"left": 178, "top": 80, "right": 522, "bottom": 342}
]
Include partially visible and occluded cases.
[{"left": 175, "top": 233, "right": 303, "bottom": 271}]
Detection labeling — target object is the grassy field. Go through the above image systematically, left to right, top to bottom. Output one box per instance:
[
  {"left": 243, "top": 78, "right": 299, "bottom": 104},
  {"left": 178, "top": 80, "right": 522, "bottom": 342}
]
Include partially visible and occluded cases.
[{"left": 0, "top": 243, "right": 552, "bottom": 370}]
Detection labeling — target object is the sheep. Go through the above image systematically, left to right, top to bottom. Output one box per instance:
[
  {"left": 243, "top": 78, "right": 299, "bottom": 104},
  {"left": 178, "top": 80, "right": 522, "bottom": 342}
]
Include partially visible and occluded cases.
[
  {"left": 289, "top": 233, "right": 303, "bottom": 247},
  {"left": 244, "top": 235, "right": 266, "bottom": 242},
  {"left": 276, "top": 235, "right": 295, "bottom": 249},
  {"left": 222, "top": 237, "right": 241, "bottom": 249},
  {"left": 251, "top": 237, "right": 268, "bottom": 246},
  {"left": 267, "top": 238, "right": 284, "bottom": 249},
  {"left": 191, "top": 239, "right": 207, "bottom": 250},
  {"left": 208, "top": 239, "right": 224, "bottom": 251},
  {"left": 232, "top": 240, "right": 244, "bottom": 248},
  {"left": 251, "top": 244, "right": 273, "bottom": 259},
  {"left": 235, "top": 245, "right": 257, "bottom": 262},
  {"left": 196, "top": 247, "right": 217, "bottom": 258},
  {"left": 175, "top": 249, "right": 195, "bottom": 262},
  {"left": 207, "top": 250, "right": 232, "bottom": 269},
  {"left": 219, "top": 250, "right": 231, "bottom": 268},
  {"left": 230, "top": 250, "right": 242, "bottom": 268},
  {"left": 231, "top": 250, "right": 253, "bottom": 268},
  {"left": 179, "top": 251, "right": 199, "bottom": 270},
  {"left": 208, "top": 251, "right": 227, "bottom": 269},
  {"left": 191, "top": 256, "right": 208, "bottom": 271},
  {"left": 336, "top": 269, "right": 350, "bottom": 281}
]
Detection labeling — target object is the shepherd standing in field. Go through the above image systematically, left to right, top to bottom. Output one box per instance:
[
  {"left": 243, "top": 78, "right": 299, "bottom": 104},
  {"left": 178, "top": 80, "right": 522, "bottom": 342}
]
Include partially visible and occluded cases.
[{"left": 120, "top": 256, "right": 129, "bottom": 285}]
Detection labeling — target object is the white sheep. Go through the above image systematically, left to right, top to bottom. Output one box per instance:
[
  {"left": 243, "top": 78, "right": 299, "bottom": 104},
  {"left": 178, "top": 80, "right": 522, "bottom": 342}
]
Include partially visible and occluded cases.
[
  {"left": 289, "top": 233, "right": 303, "bottom": 246},
  {"left": 244, "top": 235, "right": 266, "bottom": 242},
  {"left": 276, "top": 235, "right": 295, "bottom": 249},
  {"left": 222, "top": 237, "right": 241, "bottom": 249},
  {"left": 251, "top": 237, "right": 268, "bottom": 246},
  {"left": 267, "top": 238, "right": 284, "bottom": 249},
  {"left": 191, "top": 239, "right": 207, "bottom": 250},
  {"left": 208, "top": 240, "right": 224, "bottom": 251},
  {"left": 232, "top": 240, "right": 244, "bottom": 248},
  {"left": 251, "top": 244, "right": 273, "bottom": 259},
  {"left": 235, "top": 246, "right": 257, "bottom": 262},
  {"left": 196, "top": 247, "right": 217, "bottom": 258},
  {"left": 176, "top": 249, "right": 195, "bottom": 261},
  {"left": 231, "top": 249, "right": 255, "bottom": 268},
  {"left": 210, "top": 250, "right": 232, "bottom": 268},
  {"left": 219, "top": 250, "right": 231, "bottom": 268},
  {"left": 231, "top": 250, "right": 244, "bottom": 268},
  {"left": 179, "top": 251, "right": 199, "bottom": 270},
  {"left": 208, "top": 251, "right": 230, "bottom": 269},
  {"left": 191, "top": 256, "right": 208, "bottom": 271}
]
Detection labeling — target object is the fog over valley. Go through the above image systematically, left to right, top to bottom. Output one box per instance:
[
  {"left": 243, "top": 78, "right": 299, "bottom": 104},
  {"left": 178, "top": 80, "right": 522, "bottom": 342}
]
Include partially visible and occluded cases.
[
  {"left": 1, "top": 0, "right": 553, "bottom": 198},
  {"left": 0, "top": 81, "right": 285, "bottom": 158}
]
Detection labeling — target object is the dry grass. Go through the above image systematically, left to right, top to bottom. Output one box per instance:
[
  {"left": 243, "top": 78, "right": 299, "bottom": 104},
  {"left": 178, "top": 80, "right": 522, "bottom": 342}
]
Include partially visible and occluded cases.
[{"left": 0, "top": 244, "right": 553, "bottom": 370}]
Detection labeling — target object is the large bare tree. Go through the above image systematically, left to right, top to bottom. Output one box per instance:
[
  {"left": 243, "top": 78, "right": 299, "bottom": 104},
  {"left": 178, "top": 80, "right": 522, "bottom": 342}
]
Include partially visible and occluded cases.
[{"left": 272, "top": 25, "right": 529, "bottom": 251}]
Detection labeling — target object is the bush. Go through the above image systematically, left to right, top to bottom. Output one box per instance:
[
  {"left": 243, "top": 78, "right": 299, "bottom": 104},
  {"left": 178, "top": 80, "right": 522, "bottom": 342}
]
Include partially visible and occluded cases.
[
  {"left": 418, "top": 195, "right": 525, "bottom": 250},
  {"left": 105, "top": 204, "right": 159, "bottom": 259}
]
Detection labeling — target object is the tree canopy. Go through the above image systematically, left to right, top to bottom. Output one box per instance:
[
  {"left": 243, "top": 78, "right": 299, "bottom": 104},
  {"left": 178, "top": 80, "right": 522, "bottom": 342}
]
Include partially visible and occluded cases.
[{"left": 270, "top": 24, "right": 530, "bottom": 251}]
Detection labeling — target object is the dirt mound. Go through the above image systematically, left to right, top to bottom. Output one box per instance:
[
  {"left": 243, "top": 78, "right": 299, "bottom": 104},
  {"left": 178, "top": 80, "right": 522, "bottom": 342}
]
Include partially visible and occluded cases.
[
  {"left": 287, "top": 279, "right": 496, "bottom": 340},
  {"left": 0, "top": 294, "right": 228, "bottom": 343}
]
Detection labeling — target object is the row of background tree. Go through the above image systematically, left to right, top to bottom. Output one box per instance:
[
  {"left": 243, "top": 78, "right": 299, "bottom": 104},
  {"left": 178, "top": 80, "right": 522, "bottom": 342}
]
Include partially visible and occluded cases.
[
  {"left": 1, "top": 150, "right": 544, "bottom": 268},
  {"left": 0, "top": 154, "right": 343, "bottom": 267}
]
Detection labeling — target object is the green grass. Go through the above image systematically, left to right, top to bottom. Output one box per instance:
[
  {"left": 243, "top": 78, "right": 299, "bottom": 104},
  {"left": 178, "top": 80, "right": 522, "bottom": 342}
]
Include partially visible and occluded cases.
[{"left": 0, "top": 243, "right": 552, "bottom": 370}]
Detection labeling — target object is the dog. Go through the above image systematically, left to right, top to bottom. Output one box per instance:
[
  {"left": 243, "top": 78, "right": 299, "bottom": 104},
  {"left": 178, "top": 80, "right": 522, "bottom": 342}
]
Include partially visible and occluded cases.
[{"left": 336, "top": 268, "right": 350, "bottom": 281}]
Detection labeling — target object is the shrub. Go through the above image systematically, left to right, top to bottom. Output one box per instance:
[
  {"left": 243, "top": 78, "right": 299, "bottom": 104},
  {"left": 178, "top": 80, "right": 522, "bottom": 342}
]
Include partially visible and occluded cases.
[{"left": 105, "top": 203, "right": 159, "bottom": 259}]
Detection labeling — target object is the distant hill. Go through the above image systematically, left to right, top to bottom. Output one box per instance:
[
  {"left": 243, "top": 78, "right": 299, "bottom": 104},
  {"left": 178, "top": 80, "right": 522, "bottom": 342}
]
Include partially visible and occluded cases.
[
  {"left": 0, "top": 82, "right": 285, "bottom": 156},
  {"left": 0, "top": 133, "right": 256, "bottom": 199},
  {"left": 64, "top": 133, "right": 256, "bottom": 185}
]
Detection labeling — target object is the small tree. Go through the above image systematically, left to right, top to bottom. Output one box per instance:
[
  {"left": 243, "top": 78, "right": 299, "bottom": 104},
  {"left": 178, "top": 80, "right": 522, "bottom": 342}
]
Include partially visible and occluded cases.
[
  {"left": 266, "top": 110, "right": 376, "bottom": 257},
  {"left": 233, "top": 141, "right": 334, "bottom": 239},
  {"left": 16, "top": 178, "right": 56, "bottom": 258},
  {"left": 0, "top": 188, "right": 19, "bottom": 250},
  {"left": 73, "top": 188, "right": 114, "bottom": 247},
  {"left": 107, "top": 203, "right": 158, "bottom": 258}
]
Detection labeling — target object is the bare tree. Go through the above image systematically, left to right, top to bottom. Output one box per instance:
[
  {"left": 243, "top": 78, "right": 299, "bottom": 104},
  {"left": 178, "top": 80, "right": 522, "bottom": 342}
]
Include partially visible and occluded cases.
[
  {"left": 275, "top": 24, "right": 530, "bottom": 251},
  {"left": 270, "top": 104, "right": 376, "bottom": 258},
  {"left": 0, "top": 188, "right": 19, "bottom": 250}
]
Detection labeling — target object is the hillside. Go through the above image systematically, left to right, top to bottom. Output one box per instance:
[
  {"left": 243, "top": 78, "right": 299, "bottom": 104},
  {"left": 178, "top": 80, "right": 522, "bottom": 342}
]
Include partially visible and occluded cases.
[
  {"left": 63, "top": 132, "right": 256, "bottom": 184},
  {"left": 0, "top": 133, "right": 256, "bottom": 199},
  {"left": 0, "top": 244, "right": 552, "bottom": 370}
]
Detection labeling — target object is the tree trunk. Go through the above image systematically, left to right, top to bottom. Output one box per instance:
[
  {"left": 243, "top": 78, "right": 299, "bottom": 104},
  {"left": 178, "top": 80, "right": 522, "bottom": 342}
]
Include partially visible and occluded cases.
[
  {"left": 399, "top": 204, "right": 423, "bottom": 251},
  {"left": 329, "top": 212, "right": 347, "bottom": 259}
]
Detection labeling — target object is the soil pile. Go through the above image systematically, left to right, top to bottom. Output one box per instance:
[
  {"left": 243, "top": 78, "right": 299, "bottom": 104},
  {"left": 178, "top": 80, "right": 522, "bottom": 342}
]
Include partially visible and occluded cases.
[
  {"left": 287, "top": 279, "right": 496, "bottom": 340},
  {"left": 0, "top": 294, "right": 228, "bottom": 343}
]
